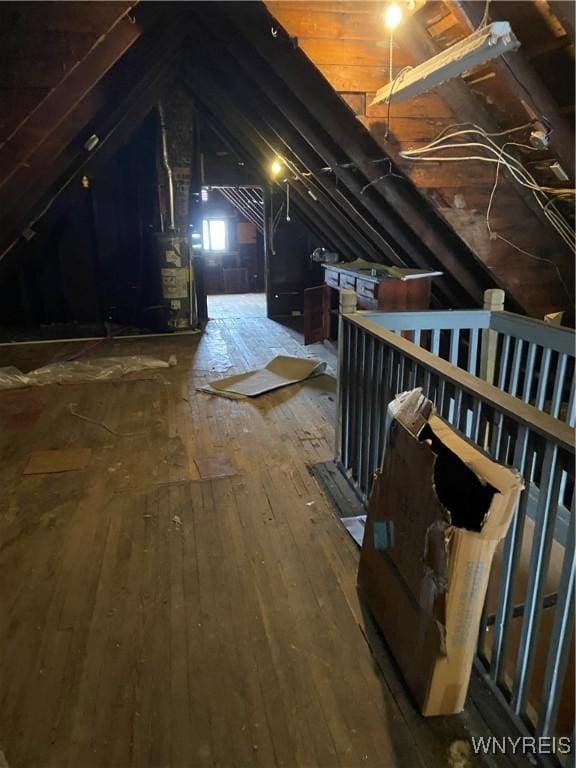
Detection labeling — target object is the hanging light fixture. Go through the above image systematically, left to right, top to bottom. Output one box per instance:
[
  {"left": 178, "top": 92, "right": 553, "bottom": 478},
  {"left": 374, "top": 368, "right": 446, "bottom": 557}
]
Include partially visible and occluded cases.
[
  {"left": 383, "top": 3, "right": 404, "bottom": 87},
  {"left": 384, "top": 3, "right": 403, "bottom": 30},
  {"left": 372, "top": 21, "right": 520, "bottom": 105},
  {"left": 270, "top": 158, "right": 283, "bottom": 178}
]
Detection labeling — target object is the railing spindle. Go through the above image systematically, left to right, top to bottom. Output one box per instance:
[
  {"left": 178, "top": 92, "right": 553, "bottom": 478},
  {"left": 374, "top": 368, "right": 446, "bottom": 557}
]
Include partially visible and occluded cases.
[
  {"left": 498, "top": 334, "right": 512, "bottom": 391},
  {"left": 509, "top": 338, "right": 524, "bottom": 397},
  {"left": 522, "top": 342, "right": 538, "bottom": 404},
  {"left": 535, "top": 347, "right": 552, "bottom": 411},
  {"left": 550, "top": 352, "right": 568, "bottom": 420},
  {"left": 489, "top": 426, "right": 531, "bottom": 683},
  {"left": 511, "top": 442, "right": 562, "bottom": 716},
  {"left": 537, "top": 493, "right": 575, "bottom": 738}
]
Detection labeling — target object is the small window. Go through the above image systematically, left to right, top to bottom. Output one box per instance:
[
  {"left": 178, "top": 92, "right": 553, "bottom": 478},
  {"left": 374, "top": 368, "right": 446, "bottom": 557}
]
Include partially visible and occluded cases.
[{"left": 203, "top": 218, "right": 227, "bottom": 252}]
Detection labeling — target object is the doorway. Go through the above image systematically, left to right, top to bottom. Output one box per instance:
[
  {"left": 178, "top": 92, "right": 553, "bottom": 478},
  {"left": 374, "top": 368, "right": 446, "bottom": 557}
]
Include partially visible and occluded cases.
[{"left": 201, "top": 186, "right": 266, "bottom": 320}]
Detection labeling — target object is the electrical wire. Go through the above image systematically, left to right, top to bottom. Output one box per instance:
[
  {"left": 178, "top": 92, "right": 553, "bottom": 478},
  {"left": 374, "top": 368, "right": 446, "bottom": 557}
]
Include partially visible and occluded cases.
[
  {"left": 477, "top": 0, "right": 491, "bottom": 30},
  {"left": 384, "top": 66, "right": 413, "bottom": 142},
  {"left": 428, "top": 121, "right": 536, "bottom": 144},
  {"left": 399, "top": 122, "right": 574, "bottom": 297},
  {"left": 399, "top": 125, "right": 576, "bottom": 250},
  {"left": 401, "top": 126, "right": 574, "bottom": 193},
  {"left": 404, "top": 140, "right": 574, "bottom": 195},
  {"left": 487, "top": 141, "right": 572, "bottom": 301},
  {"left": 360, "top": 160, "right": 404, "bottom": 194}
]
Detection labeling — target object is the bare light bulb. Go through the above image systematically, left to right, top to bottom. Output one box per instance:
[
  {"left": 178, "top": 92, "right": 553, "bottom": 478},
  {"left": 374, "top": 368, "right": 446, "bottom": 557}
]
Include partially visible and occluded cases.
[
  {"left": 384, "top": 3, "right": 403, "bottom": 30},
  {"left": 270, "top": 159, "right": 283, "bottom": 177}
]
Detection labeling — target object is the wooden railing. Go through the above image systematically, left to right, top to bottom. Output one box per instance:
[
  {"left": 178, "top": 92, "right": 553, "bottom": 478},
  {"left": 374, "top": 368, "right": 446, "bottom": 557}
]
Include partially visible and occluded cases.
[
  {"left": 336, "top": 308, "right": 575, "bottom": 763},
  {"left": 361, "top": 308, "right": 575, "bottom": 425}
]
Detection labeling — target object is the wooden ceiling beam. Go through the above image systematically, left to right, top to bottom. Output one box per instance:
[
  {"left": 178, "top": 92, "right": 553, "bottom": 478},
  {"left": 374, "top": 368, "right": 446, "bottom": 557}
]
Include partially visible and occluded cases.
[
  {"left": 453, "top": 1, "right": 575, "bottom": 180},
  {"left": 0, "top": 2, "right": 148, "bottom": 187},
  {"left": 0, "top": 12, "right": 185, "bottom": 262},
  {"left": 180, "top": 51, "right": 388, "bottom": 263},
  {"left": 182, "top": 68, "right": 363, "bottom": 261}
]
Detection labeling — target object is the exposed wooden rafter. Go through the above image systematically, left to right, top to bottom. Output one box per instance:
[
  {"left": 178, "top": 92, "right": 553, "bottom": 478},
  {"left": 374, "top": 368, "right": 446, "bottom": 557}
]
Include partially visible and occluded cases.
[
  {"left": 453, "top": 0, "right": 575, "bottom": 180},
  {"left": 0, "top": 3, "right": 188, "bottom": 263},
  {"left": 392, "top": 10, "right": 574, "bottom": 308}
]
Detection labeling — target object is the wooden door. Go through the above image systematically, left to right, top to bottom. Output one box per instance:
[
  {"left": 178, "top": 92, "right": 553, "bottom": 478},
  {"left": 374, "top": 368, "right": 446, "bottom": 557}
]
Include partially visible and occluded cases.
[{"left": 304, "top": 285, "right": 331, "bottom": 345}]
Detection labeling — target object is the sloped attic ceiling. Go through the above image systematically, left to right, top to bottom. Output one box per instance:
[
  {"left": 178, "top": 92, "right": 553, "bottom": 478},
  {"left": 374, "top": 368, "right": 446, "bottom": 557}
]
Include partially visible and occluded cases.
[
  {"left": 264, "top": 0, "right": 575, "bottom": 318},
  {"left": 0, "top": 1, "right": 573, "bottom": 317}
]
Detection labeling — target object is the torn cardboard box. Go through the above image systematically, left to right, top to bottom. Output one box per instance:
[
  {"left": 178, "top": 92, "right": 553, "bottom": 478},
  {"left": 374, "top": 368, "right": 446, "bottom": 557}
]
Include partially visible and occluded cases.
[{"left": 358, "top": 389, "right": 524, "bottom": 716}]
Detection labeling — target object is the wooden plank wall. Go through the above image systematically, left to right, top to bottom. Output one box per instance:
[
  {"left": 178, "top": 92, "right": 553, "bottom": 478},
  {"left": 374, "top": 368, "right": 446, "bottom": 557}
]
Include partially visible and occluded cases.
[
  {"left": 266, "top": 0, "right": 575, "bottom": 319},
  {"left": 0, "top": 2, "right": 136, "bottom": 144}
]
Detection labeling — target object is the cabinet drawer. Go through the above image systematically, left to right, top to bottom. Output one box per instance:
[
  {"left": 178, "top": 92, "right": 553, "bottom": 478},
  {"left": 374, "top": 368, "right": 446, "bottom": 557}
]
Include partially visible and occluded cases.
[
  {"left": 324, "top": 269, "right": 340, "bottom": 288},
  {"left": 340, "top": 274, "right": 357, "bottom": 290},
  {"left": 356, "top": 279, "right": 377, "bottom": 299},
  {"left": 357, "top": 295, "right": 379, "bottom": 311}
]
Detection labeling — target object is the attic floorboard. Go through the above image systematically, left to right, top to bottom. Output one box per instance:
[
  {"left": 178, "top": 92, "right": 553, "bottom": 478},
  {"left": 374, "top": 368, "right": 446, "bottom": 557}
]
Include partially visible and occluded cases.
[
  {"left": 207, "top": 292, "right": 267, "bottom": 319},
  {"left": 0, "top": 316, "right": 519, "bottom": 768}
]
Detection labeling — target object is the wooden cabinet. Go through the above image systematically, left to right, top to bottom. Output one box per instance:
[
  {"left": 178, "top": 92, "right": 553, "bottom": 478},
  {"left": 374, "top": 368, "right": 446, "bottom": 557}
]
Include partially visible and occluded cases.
[
  {"left": 304, "top": 263, "right": 439, "bottom": 344},
  {"left": 324, "top": 268, "right": 340, "bottom": 289}
]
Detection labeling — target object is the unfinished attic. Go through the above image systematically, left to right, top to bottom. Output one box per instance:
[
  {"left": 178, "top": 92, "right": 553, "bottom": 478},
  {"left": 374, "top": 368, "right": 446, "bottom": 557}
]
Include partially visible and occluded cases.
[{"left": 0, "top": 1, "right": 574, "bottom": 766}]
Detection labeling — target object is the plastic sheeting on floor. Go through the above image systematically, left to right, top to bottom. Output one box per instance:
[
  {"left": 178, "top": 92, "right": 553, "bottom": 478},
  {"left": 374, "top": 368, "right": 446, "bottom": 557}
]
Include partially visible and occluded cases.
[{"left": 0, "top": 355, "right": 175, "bottom": 390}]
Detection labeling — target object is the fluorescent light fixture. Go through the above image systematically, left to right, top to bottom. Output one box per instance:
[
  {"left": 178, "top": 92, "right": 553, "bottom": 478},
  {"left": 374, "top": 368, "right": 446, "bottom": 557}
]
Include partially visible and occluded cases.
[{"left": 371, "top": 21, "right": 520, "bottom": 105}]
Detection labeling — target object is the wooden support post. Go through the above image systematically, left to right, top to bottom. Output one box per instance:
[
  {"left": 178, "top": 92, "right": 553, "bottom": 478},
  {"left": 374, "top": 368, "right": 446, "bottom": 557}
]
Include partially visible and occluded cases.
[{"left": 480, "top": 288, "right": 505, "bottom": 386}]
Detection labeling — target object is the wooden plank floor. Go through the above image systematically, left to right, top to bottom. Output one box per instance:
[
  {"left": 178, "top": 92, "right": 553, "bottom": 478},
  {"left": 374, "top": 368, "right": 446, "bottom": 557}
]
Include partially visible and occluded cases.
[
  {"left": 207, "top": 293, "right": 266, "bottom": 319},
  {"left": 0, "top": 317, "right": 519, "bottom": 768}
]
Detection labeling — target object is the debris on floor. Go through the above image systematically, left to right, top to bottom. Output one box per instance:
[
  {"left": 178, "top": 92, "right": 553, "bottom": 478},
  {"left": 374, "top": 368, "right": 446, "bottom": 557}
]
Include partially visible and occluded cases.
[
  {"left": 0, "top": 355, "right": 176, "bottom": 391},
  {"left": 198, "top": 355, "right": 326, "bottom": 399},
  {"left": 358, "top": 388, "right": 523, "bottom": 716},
  {"left": 68, "top": 403, "right": 149, "bottom": 437},
  {"left": 24, "top": 448, "right": 92, "bottom": 475},
  {"left": 341, "top": 514, "right": 367, "bottom": 546}
]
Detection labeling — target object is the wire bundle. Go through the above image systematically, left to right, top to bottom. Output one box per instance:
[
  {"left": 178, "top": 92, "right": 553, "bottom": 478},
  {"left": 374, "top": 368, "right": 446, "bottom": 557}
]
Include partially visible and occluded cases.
[
  {"left": 398, "top": 123, "right": 575, "bottom": 297},
  {"left": 399, "top": 124, "right": 575, "bottom": 248}
]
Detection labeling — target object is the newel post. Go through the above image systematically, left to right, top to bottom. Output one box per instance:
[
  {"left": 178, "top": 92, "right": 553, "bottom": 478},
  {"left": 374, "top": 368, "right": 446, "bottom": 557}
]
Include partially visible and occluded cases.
[
  {"left": 339, "top": 288, "right": 357, "bottom": 315},
  {"left": 479, "top": 289, "right": 505, "bottom": 385}
]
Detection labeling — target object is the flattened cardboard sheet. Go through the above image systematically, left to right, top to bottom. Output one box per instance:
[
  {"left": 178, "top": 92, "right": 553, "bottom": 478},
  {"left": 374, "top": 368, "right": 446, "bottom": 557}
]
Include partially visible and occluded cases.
[{"left": 200, "top": 355, "right": 326, "bottom": 399}]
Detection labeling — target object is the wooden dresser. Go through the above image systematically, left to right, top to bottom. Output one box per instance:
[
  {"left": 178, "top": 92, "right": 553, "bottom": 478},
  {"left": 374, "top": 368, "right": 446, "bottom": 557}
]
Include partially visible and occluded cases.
[
  {"left": 304, "top": 262, "right": 441, "bottom": 344},
  {"left": 322, "top": 264, "right": 439, "bottom": 311}
]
